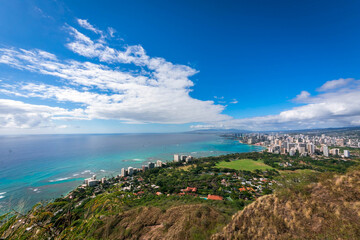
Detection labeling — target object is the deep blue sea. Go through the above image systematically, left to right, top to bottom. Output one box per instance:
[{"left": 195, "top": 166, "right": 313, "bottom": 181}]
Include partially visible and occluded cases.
[{"left": 0, "top": 133, "right": 263, "bottom": 214}]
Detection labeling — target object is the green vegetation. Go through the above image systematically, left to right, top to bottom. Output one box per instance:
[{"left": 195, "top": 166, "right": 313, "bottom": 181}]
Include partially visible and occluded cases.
[
  {"left": 0, "top": 151, "right": 359, "bottom": 239},
  {"left": 216, "top": 159, "right": 274, "bottom": 171}
]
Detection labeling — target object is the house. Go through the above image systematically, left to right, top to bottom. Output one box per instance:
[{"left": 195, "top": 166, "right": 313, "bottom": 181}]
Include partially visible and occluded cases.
[
  {"left": 221, "top": 179, "right": 230, "bottom": 186},
  {"left": 181, "top": 187, "right": 197, "bottom": 193},
  {"left": 239, "top": 187, "right": 255, "bottom": 192},
  {"left": 134, "top": 191, "right": 144, "bottom": 196},
  {"left": 207, "top": 194, "right": 223, "bottom": 201}
]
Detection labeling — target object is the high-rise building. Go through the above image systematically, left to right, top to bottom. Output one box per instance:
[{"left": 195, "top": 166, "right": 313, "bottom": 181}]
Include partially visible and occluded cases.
[
  {"left": 282, "top": 142, "right": 288, "bottom": 150},
  {"left": 288, "top": 143, "right": 296, "bottom": 151},
  {"left": 307, "top": 143, "right": 314, "bottom": 155},
  {"left": 322, "top": 145, "right": 329, "bottom": 157},
  {"left": 299, "top": 146, "right": 306, "bottom": 155},
  {"left": 289, "top": 148, "right": 296, "bottom": 156},
  {"left": 330, "top": 148, "right": 339, "bottom": 155},
  {"left": 344, "top": 150, "right": 350, "bottom": 158},
  {"left": 173, "top": 154, "right": 180, "bottom": 162},
  {"left": 185, "top": 156, "right": 193, "bottom": 163},
  {"left": 156, "top": 160, "right": 163, "bottom": 167},
  {"left": 148, "top": 162, "right": 155, "bottom": 169},
  {"left": 141, "top": 165, "right": 148, "bottom": 172},
  {"left": 128, "top": 167, "right": 134, "bottom": 176},
  {"left": 121, "top": 168, "right": 127, "bottom": 177},
  {"left": 84, "top": 175, "right": 99, "bottom": 187}
]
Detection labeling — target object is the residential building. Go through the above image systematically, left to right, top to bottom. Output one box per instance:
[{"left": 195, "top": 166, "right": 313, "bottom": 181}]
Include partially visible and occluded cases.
[
  {"left": 323, "top": 145, "right": 329, "bottom": 157},
  {"left": 330, "top": 148, "right": 339, "bottom": 156},
  {"left": 344, "top": 150, "right": 350, "bottom": 158},
  {"left": 156, "top": 160, "right": 163, "bottom": 167},
  {"left": 148, "top": 162, "right": 155, "bottom": 169},
  {"left": 128, "top": 167, "right": 134, "bottom": 176},
  {"left": 121, "top": 168, "right": 127, "bottom": 177}
]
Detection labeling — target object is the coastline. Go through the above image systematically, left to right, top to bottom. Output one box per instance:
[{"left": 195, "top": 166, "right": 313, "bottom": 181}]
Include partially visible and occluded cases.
[{"left": 0, "top": 134, "right": 264, "bottom": 215}]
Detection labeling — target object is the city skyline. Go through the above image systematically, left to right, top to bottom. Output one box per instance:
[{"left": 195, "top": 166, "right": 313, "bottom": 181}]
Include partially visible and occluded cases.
[{"left": 1, "top": 0, "right": 360, "bottom": 134}]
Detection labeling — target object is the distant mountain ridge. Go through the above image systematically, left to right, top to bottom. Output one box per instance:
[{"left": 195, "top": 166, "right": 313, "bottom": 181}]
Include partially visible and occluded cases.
[
  {"left": 190, "top": 126, "right": 360, "bottom": 134},
  {"left": 190, "top": 128, "right": 251, "bottom": 134}
]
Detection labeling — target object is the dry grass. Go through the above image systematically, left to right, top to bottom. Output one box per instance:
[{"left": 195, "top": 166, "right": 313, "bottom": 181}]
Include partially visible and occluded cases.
[
  {"left": 177, "top": 165, "right": 195, "bottom": 171},
  {"left": 212, "top": 168, "right": 360, "bottom": 240},
  {"left": 94, "top": 204, "right": 228, "bottom": 240}
]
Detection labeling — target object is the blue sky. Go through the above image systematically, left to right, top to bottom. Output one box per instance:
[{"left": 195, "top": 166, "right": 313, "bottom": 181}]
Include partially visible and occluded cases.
[{"left": 0, "top": 0, "right": 360, "bottom": 134}]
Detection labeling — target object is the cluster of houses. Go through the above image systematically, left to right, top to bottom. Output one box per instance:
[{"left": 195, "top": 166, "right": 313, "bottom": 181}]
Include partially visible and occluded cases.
[
  {"left": 78, "top": 153, "right": 274, "bottom": 202},
  {"left": 81, "top": 153, "right": 192, "bottom": 188},
  {"left": 119, "top": 168, "right": 274, "bottom": 202}
]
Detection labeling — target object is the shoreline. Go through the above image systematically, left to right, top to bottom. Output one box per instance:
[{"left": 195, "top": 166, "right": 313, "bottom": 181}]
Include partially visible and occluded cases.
[{"left": 0, "top": 135, "right": 263, "bottom": 215}]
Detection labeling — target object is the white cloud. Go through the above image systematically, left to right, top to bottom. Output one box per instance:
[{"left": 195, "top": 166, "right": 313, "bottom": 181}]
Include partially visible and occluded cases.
[
  {"left": 1, "top": 19, "right": 360, "bottom": 131},
  {"left": 77, "top": 19, "right": 103, "bottom": 35},
  {"left": 0, "top": 20, "right": 230, "bottom": 128},
  {"left": 107, "top": 27, "right": 116, "bottom": 37},
  {"left": 317, "top": 78, "right": 355, "bottom": 92},
  {"left": 192, "top": 81, "right": 360, "bottom": 131},
  {"left": 294, "top": 90, "right": 310, "bottom": 102},
  {"left": 0, "top": 99, "right": 86, "bottom": 129}
]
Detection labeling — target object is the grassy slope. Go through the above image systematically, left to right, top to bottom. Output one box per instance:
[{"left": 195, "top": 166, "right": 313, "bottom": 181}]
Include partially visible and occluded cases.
[
  {"left": 216, "top": 159, "right": 274, "bottom": 171},
  {"left": 212, "top": 167, "right": 360, "bottom": 240},
  {"left": 0, "top": 193, "right": 238, "bottom": 240}
]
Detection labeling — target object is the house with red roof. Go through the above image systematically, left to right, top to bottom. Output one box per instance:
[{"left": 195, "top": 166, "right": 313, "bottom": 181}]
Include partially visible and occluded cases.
[
  {"left": 181, "top": 187, "right": 197, "bottom": 192},
  {"left": 207, "top": 194, "right": 223, "bottom": 201}
]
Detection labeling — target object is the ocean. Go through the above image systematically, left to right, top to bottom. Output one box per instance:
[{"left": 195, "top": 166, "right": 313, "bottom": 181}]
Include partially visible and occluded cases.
[{"left": 0, "top": 133, "right": 263, "bottom": 214}]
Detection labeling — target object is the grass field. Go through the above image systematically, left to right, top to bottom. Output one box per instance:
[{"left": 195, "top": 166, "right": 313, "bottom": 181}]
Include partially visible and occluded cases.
[
  {"left": 216, "top": 159, "right": 274, "bottom": 171},
  {"left": 177, "top": 165, "right": 193, "bottom": 171}
]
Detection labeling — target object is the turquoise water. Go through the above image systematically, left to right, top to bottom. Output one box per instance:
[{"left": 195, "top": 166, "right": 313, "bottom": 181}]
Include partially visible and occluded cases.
[{"left": 0, "top": 133, "right": 263, "bottom": 214}]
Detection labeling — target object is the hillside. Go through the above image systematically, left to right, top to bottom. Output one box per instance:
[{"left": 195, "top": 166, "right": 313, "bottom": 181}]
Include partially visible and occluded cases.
[
  {"left": 0, "top": 152, "right": 359, "bottom": 240},
  {"left": 212, "top": 168, "right": 360, "bottom": 240},
  {"left": 0, "top": 203, "right": 228, "bottom": 240}
]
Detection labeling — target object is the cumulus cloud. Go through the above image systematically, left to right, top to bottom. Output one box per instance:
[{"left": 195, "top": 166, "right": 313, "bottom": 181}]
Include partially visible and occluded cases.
[
  {"left": 1, "top": 19, "right": 360, "bottom": 131},
  {"left": 0, "top": 20, "right": 230, "bottom": 128},
  {"left": 192, "top": 79, "right": 360, "bottom": 131},
  {"left": 293, "top": 90, "right": 310, "bottom": 102},
  {"left": 0, "top": 99, "right": 86, "bottom": 128}
]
